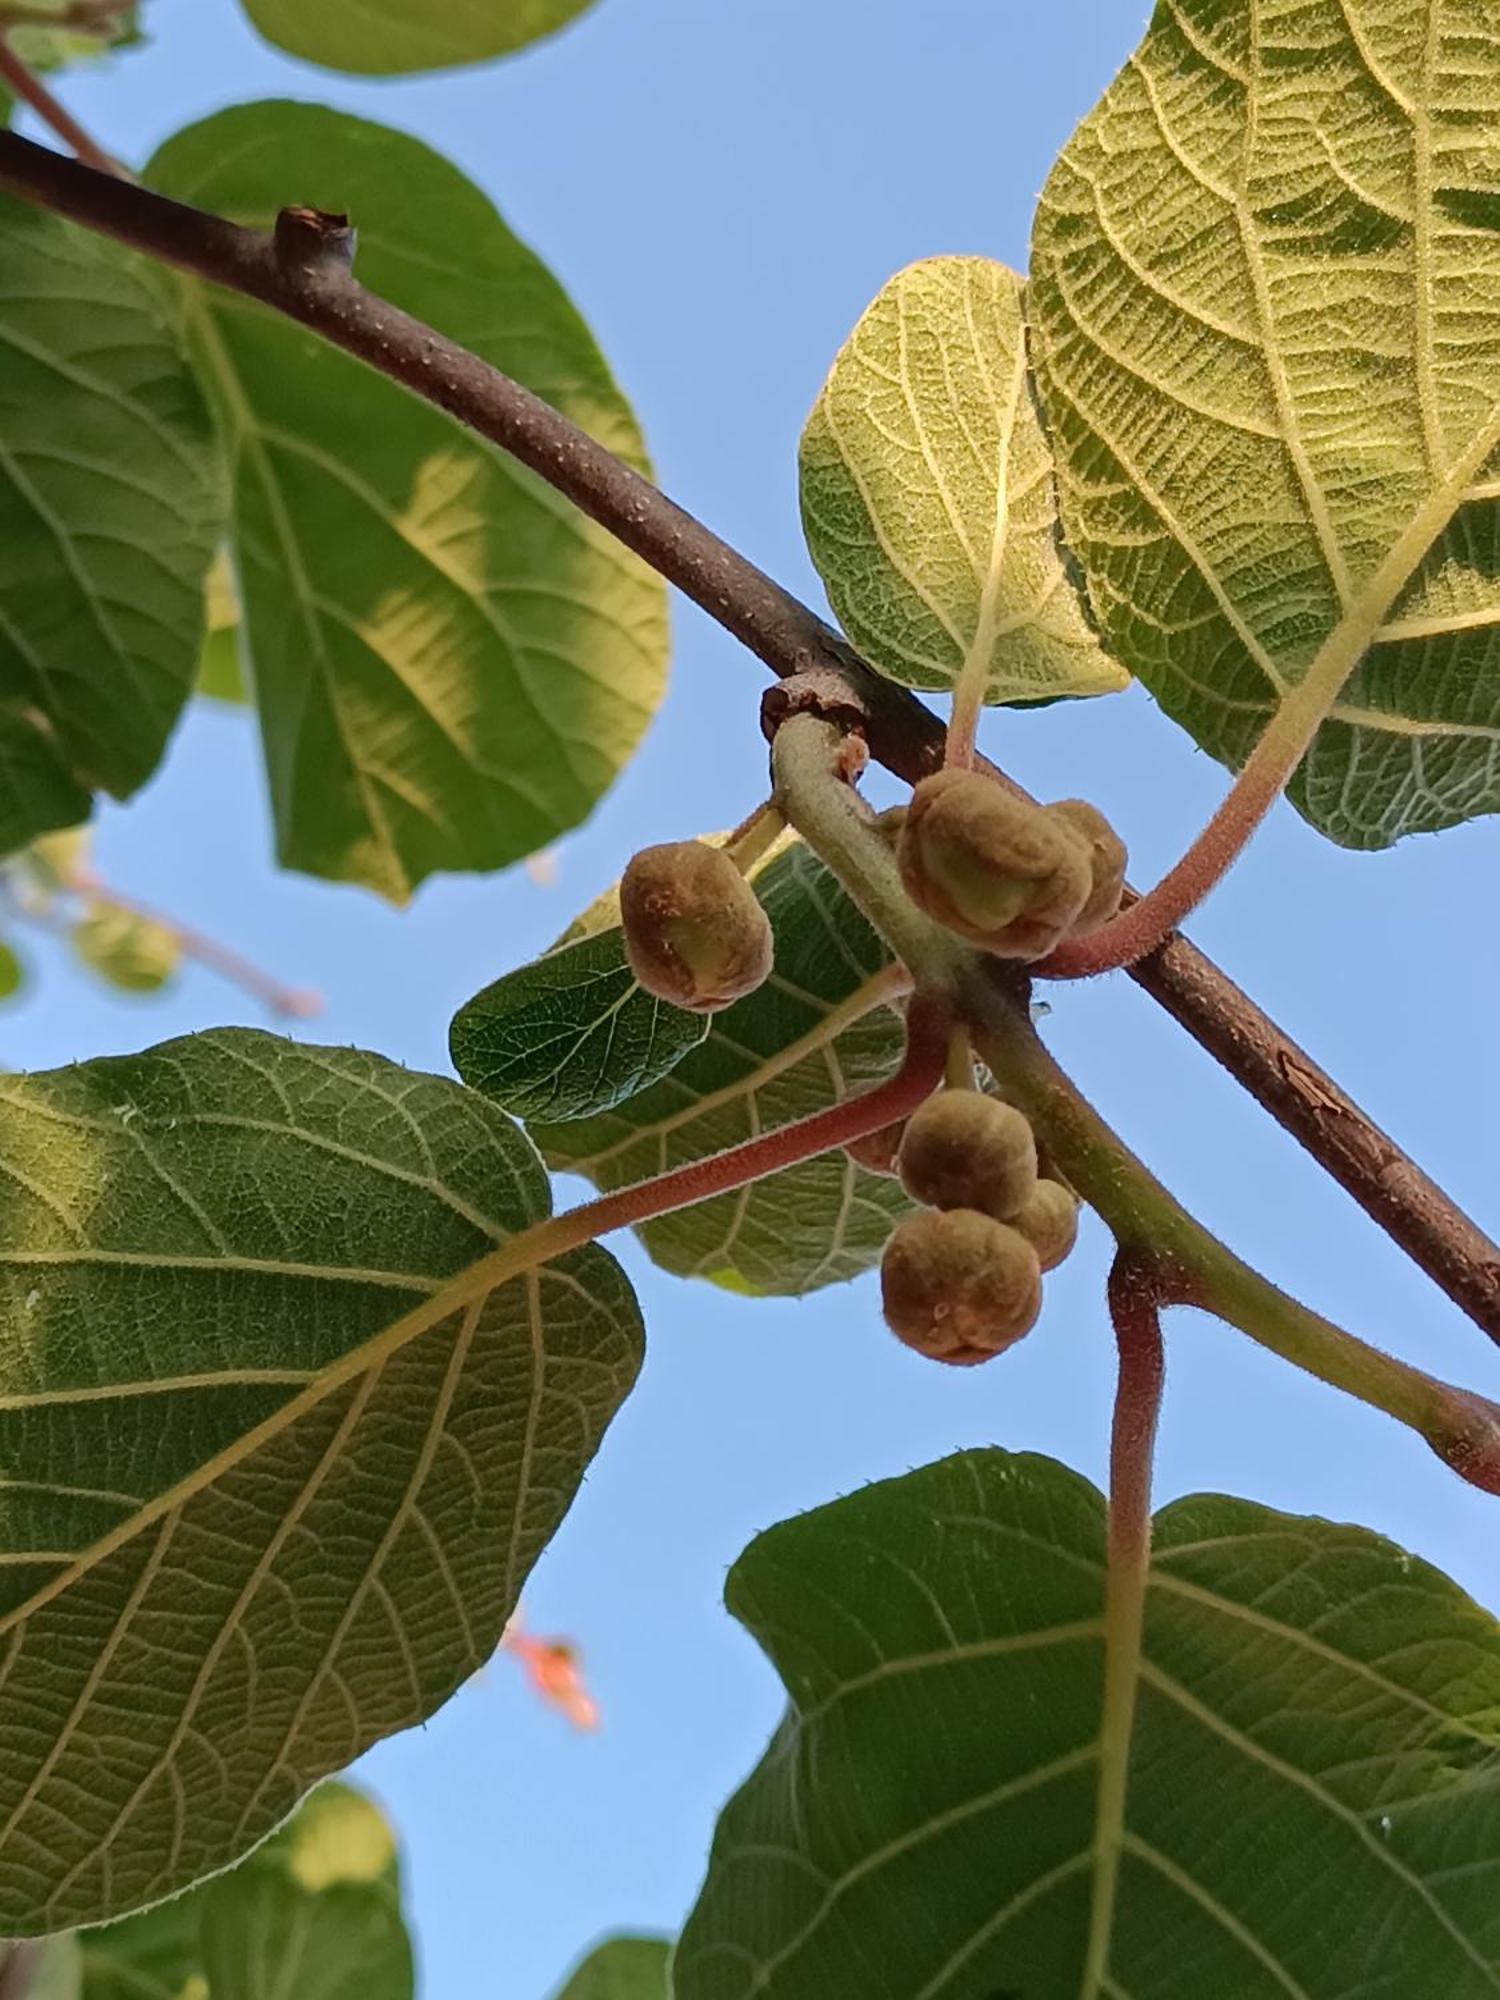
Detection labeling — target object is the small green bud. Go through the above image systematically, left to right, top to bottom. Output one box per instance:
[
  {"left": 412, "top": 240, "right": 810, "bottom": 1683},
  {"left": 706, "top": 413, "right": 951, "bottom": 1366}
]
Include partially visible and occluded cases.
[
  {"left": 897, "top": 769, "right": 1091, "bottom": 958},
  {"left": 1046, "top": 800, "right": 1128, "bottom": 936},
  {"left": 620, "top": 840, "right": 774, "bottom": 1013},
  {"left": 897, "top": 1091, "right": 1037, "bottom": 1219},
  {"left": 1011, "top": 1178, "right": 1080, "bottom": 1272},
  {"left": 880, "top": 1208, "right": 1042, "bottom": 1365}
]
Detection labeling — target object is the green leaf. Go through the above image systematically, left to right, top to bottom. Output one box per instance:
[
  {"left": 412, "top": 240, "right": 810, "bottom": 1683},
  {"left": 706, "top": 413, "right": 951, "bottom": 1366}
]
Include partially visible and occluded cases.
[
  {"left": 241, "top": 0, "right": 597, "bottom": 77},
  {"left": 1030, "top": 0, "right": 1500, "bottom": 849},
  {"left": 147, "top": 105, "right": 668, "bottom": 901},
  {"left": 0, "top": 197, "right": 223, "bottom": 852},
  {"left": 802, "top": 258, "right": 1126, "bottom": 706},
  {"left": 196, "top": 551, "right": 248, "bottom": 707},
  {"left": 533, "top": 842, "right": 910, "bottom": 1296},
  {"left": 72, "top": 901, "right": 182, "bottom": 994},
  {"left": 451, "top": 923, "right": 711, "bottom": 1123},
  {"left": 0, "top": 938, "right": 25, "bottom": 1002},
  {"left": 0, "top": 1029, "right": 643, "bottom": 1932},
  {"left": 676, "top": 1447, "right": 1500, "bottom": 1999},
  {"left": 80, "top": 1782, "right": 411, "bottom": 2000},
  {"left": 198, "top": 1783, "right": 412, "bottom": 2000},
  {"left": 554, "top": 1936, "right": 672, "bottom": 1998}
]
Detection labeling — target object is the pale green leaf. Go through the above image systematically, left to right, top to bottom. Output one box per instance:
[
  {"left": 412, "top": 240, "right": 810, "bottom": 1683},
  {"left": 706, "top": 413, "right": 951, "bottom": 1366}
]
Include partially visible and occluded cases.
[
  {"left": 241, "top": 0, "right": 597, "bottom": 77},
  {"left": 1030, "top": 0, "right": 1500, "bottom": 848},
  {"left": 147, "top": 105, "right": 667, "bottom": 901},
  {"left": 0, "top": 197, "right": 223, "bottom": 851},
  {"left": 802, "top": 258, "right": 1126, "bottom": 706},
  {"left": 196, "top": 551, "right": 248, "bottom": 707},
  {"left": 534, "top": 842, "right": 910, "bottom": 1296},
  {"left": 72, "top": 901, "right": 182, "bottom": 994},
  {"left": 451, "top": 924, "right": 710, "bottom": 1124},
  {"left": 0, "top": 938, "right": 24, "bottom": 1001},
  {"left": 0, "top": 1030, "right": 643, "bottom": 1932},
  {"left": 676, "top": 1448, "right": 1500, "bottom": 1999},
  {"left": 79, "top": 1783, "right": 411, "bottom": 2000},
  {"left": 198, "top": 1783, "right": 412, "bottom": 2000},
  {"left": 554, "top": 1935, "right": 672, "bottom": 1999}
]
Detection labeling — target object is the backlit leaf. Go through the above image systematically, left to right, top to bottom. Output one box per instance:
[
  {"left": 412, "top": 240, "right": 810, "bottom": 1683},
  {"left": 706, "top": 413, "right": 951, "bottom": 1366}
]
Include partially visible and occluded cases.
[
  {"left": 241, "top": 0, "right": 598, "bottom": 77},
  {"left": 1030, "top": 0, "right": 1500, "bottom": 847},
  {"left": 148, "top": 105, "right": 667, "bottom": 900},
  {"left": 0, "top": 197, "right": 223, "bottom": 852},
  {"left": 802, "top": 258, "right": 1125, "bottom": 705},
  {"left": 533, "top": 842, "right": 910, "bottom": 1296},
  {"left": 72, "top": 900, "right": 181, "bottom": 994},
  {"left": 0, "top": 1030, "right": 642, "bottom": 1932},
  {"left": 676, "top": 1448, "right": 1500, "bottom": 1999},
  {"left": 554, "top": 1935, "right": 672, "bottom": 1999}
]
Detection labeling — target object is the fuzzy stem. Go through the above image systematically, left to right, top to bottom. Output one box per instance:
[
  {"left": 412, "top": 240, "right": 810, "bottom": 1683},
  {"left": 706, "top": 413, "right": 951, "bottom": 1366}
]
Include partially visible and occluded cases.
[
  {"left": 0, "top": 36, "right": 116, "bottom": 175},
  {"left": 723, "top": 799, "right": 787, "bottom": 876},
  {"left": 968, "top": 980, "right": 1500, "bottom": 1494},
  {"left": 1081, "top": 1255, "right": 1166, "bottom": 2000}
]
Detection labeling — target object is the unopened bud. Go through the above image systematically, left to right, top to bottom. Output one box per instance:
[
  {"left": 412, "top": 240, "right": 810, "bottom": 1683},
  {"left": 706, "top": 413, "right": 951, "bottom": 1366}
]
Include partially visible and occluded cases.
[
  {"left": 897, "top": 770, "right": 1091, "bottom": 958},
  {"left": 1046, "top": 800, "right": 1127, "bottom": 936},
  {"left": 620, "top": 841, "right": 774, "bottom": 1013},
  {"left": 897, "top": 1091, "right": 1037, "bottom": 1220},
  {"left": 1011, "top": 1178, "right": 1080, "bottom": 1272},
  {"left": 880, "top": 1208, "right": 1042, "bottom": 1365}
]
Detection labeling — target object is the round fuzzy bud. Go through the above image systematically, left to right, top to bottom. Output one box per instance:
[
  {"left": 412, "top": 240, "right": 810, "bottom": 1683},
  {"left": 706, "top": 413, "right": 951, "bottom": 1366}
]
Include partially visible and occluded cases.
[
  {"left": 897, "top": 769, "right": 1091, "bottom": 958},
  {"left": 1046, "top": 800, "right": 1128, "bottom": 936},
  {"left": 620, "top": 841, "right": 774, "bottom": 1013},
  {"left": 897, "top": 1091, "right": 1037, "bottom": 1220},
  {"left": 843, "top": 1117, "right": 907, "bottom": 1178},
  {"left": 1011, "top": 1178, "right": 1080, "bottom": 1273},
  {"left": 881, "top": 1208, "right": 1042, "bottom": 1364}
]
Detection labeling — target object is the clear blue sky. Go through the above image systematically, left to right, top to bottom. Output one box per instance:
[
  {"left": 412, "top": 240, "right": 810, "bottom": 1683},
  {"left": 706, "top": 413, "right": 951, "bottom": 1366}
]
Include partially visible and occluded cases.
[{"left": 10, "top": 1, "right": 1499, "bottom": 1991}]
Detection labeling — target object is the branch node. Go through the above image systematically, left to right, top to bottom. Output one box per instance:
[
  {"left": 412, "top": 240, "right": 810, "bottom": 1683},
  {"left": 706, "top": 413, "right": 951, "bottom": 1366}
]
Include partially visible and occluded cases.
[
  {"left": 274, "top": 204, "right": 356, "bottom": 275},
  {"left": 760, "top": 667, "right": 871, "bottom": 751}
]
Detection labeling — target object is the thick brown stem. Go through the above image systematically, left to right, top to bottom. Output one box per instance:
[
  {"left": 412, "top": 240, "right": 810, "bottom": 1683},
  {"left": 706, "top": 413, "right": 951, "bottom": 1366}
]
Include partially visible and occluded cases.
[{"left": 0, "top": 132, "right": 1493, "bottom": 1345}]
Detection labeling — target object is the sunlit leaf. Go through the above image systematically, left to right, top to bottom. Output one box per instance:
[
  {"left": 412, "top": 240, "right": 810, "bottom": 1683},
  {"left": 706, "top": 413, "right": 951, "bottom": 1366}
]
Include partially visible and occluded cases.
[
  {"left": 241, "top": 0, "right": 597, "bottom": 77},
  {"left": 1030, "top": 0, "right": 1500, "bottom": 847},
  {"left": 148, "top": 105, "right": 667, "bottom": 901},
  {"left": 0, "top": 197, "right": 223, "bottom": 853},
  {"left": 802, "top": 258, "right": 1125, "bottom": 705},
  {"left": 196, "top": 550, "right": 248, "bottom": 706},
  {"left": 533, "top": 841, "right": 910, "bottom": 1296},
  {"left": 72, "top": 900, "right": 181, "bottom": 994},
  {"left": 0, "top": 1030, "right": 643, "bottom": 1932},
  {"left": 677, "top": 1448, "right": 1500, "bottom": 1999},
  {"left": 554, "top": 1935, "right": 672, "bottom": 1999}
]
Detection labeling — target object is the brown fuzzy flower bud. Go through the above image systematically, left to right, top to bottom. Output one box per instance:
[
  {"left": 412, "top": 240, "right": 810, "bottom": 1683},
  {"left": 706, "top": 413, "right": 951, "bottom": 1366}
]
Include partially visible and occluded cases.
[
  {"left": 897, "top": 769, "right": 1091, "bottom": 958},
  {"left": 1046, "top": 800, "right": 1128, "bottom": 937},
  {"left": 620, "top": 841, "right": 774, "bottom": 1013},
  {"left": 897, "top": 1091, "right": 1037, "bottom": 1220},
  {"left": 843, "top": 1117, "right": 908, "bottom": 1177},
  {"left": 1011, "top": 1178, "right": 1080, "bottom": 1272},
  {"left": 880, "top": 1208, "right": 1042, "bottom": 1365}
]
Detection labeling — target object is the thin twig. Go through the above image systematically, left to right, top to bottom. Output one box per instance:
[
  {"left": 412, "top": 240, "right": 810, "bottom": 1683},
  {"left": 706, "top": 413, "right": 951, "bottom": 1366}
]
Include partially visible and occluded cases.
[
  {"left": 0, "top": 38, "right": 116, "bottom": 175},
  {"left": 0, "top": 133, "right": 1493, "bottom": 1344}
]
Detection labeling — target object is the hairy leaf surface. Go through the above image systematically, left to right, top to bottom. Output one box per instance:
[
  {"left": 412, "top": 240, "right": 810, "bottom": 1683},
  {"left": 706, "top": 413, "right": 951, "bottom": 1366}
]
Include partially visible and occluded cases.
[
  {"left": 241, "top": 0, "right": 597, "bottom": 76},
  {"left": 1031, "top": 0, "right": 1500, "bottom": 847},
  {"left": 148, "top": 105, "right": 667, "bottom": 900},
  {"left": 0, "top": 197, "right": 222, "bottom": 853},
  {"left": 802, "top": 258, "right": 1125, "bottom": 705},
  {"left": 533, "top": 842, "right": 910, "bottom": 1296},
  {"left": 0, "top": 1030, "right": 642, "bottom": 1932},
  {"left": 676, "top": 1449, "right": 1500, "bottom": 1999},
  {"left": 554, "top": 1935, "right": 673, "bottom": 1998}
]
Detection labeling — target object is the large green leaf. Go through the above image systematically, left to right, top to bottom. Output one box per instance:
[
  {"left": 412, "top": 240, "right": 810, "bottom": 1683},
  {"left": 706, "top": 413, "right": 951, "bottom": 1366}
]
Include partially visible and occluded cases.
[
  {"left": 241, "top": 0, "right": 597, "bottom": 77},
  {"left": 1030, "top": 0, "right": 1500, "bottom": 849},
  {"left": 147, "top": 105, "right": 667, "bottom": 901},
  {"left": 0, "top": 197, "right": 223, "bottom": 854},
  {"left": 801, "top": 258, "right": 1126, "bottom": 705},
  {"left": 531, "top": 842, "right": 911, "bottom": 1296},
  {"left": 0, "top": 1030, "right": 643, "bottom": 1933},
  {"left": 676, "top": 1448, "right": 1500, "bottom": 1999},
  {"left": 80, "top": 1782, "right": 412, "bottom": 2000},
  {"left": 553, "top": 1936, "right": 672, "bottom": 1999}
]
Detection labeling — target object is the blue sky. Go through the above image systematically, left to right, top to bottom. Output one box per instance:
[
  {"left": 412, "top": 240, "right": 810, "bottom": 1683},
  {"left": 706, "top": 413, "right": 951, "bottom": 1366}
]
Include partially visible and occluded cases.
[{"left": 10, "top": 0, "right": 1500, "bottom": 1991}]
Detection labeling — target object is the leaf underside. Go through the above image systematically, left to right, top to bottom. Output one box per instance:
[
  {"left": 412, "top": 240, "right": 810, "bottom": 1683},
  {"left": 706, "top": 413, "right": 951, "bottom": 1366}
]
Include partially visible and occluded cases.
[
  {"left": 240, "top": 0, "right": 599, "bottom": 77},
  {"left": 1030, "top": 0, "right": 1500, "bottom": 849},
  {"left": 147, "top": 104, "right": 668, "bottom": 900},
  {"left": 0, "top": 198, "right": 223, "bottom": 855},
  {"left": 801, "top": 256, "right": 1126, "bottom": 705},
  {"left": 528, "top": 842, "right": 912, "bottom": 1297},
  {"left": 0, "top": 1030, "right": 642, "bottom": 1932},
  {"left": 676, "top": 1448, "right": 1500, "bottom": 1999}
]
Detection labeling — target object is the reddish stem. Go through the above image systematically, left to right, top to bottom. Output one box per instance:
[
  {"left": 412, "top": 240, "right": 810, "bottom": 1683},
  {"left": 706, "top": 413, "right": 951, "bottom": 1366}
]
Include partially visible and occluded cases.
[
  {"left": 0, "top": 35, "right": 117, "bottom": 176},
  {"left": 1107, "top": 1256, "right": 1167, "bottom": 1551}
]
